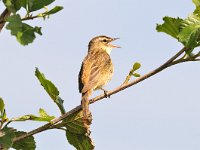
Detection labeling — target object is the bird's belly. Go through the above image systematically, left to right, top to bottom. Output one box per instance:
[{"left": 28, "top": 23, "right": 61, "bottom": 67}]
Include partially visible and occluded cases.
[{"left": 94, "top": 66, "right": 114, "bottom": 90}]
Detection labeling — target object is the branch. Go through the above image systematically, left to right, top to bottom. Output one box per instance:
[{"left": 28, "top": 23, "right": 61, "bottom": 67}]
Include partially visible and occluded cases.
[
  {"left": 0, "top": 8, "right": 11, "bottom": 32},
  {"left": 0, "top": 9, "right": 42, "bottom": 32},
  {"left": 21, "top": 15, "right": 40, "bottom": 21},
  {"left": 13, "top": 47, "right": 190, "bottom": 143},
  {"left": 169, "top": 51, "right": 200, "bottom": 66}
]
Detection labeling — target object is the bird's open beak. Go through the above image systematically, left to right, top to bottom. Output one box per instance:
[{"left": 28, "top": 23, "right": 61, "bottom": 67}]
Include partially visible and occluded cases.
[{"left": 109, "top": 38, "right": 121, "bottom": 48}]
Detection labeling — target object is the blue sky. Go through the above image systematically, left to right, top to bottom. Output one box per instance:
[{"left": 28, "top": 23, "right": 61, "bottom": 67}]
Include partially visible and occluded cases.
[{"left": 1, "top": 0, "right": 200, "bottom": 149}]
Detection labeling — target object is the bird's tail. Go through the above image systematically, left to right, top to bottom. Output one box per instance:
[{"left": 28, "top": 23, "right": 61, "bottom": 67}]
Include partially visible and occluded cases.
[{"left": 81, "top": 90, "right": 92, "bottom": 128}]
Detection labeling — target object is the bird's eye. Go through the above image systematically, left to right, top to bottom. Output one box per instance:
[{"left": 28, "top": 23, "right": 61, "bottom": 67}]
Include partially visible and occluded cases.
[{"left": 103, "top": 39, "right": 107, "bottom": 42}]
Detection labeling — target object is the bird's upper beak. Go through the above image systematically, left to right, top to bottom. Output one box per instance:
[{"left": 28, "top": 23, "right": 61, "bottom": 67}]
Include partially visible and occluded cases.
[{"left": 109, "top": 38, "right": 121, "bottom": 48}]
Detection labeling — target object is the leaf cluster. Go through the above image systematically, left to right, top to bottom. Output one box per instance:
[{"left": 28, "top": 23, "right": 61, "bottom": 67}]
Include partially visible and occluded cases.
[
  {"left": 1, "top": 0, "right": 63, "bottom": 45},
  {"left": 156, "top": 0, "right": 200, "bottom": 51},
  {"left": 0, "top": 68, "right": 94, "bottom": 150},
  {"left": 0, "top": 127, "right": 36, "bottom": 150}
]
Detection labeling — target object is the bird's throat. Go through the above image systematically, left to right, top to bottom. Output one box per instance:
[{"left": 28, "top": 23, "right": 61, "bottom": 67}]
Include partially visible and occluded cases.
[{"left": 105, "top": 47, "right": 112, "bottom": 55}]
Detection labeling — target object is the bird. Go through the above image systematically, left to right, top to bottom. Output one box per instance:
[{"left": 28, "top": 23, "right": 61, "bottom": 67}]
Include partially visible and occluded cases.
[{"left": 78, "top": 35, "right": 120, "bottom": 128}]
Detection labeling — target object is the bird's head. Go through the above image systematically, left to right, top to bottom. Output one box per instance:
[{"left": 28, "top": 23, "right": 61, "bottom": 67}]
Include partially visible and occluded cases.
[{"left": 88, "top": 35, "right": 120, "bottom": 54}]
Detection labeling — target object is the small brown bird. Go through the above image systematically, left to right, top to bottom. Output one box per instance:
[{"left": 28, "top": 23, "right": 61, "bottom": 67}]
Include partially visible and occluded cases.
[{"left": 78, "top": 35, "right": 120, "bottom": 127}]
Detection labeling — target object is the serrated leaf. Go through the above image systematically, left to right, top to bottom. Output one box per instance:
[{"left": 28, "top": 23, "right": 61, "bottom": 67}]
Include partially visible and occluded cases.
[
  {"left": 29, "top": 0, "right": 55, "bottom": 12},
  {"left": 193, "top": 0, "right": 200, "bottom": 7},
  {"left": 43, "top": 6, "right": 63, "bottom": 16},
  {"left": 6, "top": 14, "right": 42, "bottom": 45},
  {"left": 6, "top": 14, "right": 22, "bottom": 35},
  {"left": 181, "top": 14, "right": 200, "bottom": 29},
  {"left": 156, "top": 16, "right": 183, "bottom": 39},
  {"left": 16, "top": 24, "right": 42, "bottom": 45},
  {"left": 178, "top": 24, "right": 200, "bottom": 49},
  {"left": 132, "top": 62, "right": 141, "bottom": 71},
  {"left": 35, "top": 68, "right": 59, "bottom": 101},
  {"left": 35, "top": 68, "right": 66, "bottom": 114},
  {"left": 132, "top": 73, "right": 141, "bottom": 77},
  {"left": 12, "top": 108, "right": 55, "bottom": 122},
  {"left": 61, "top": 110, "right": 94, "bottom": 149},
  {"left": 64, "top": 110, "right": 90, "bottom": 134},
  {"left": 65, "top": 111, "right": 94, "bottom": 149},
  {"left": 0, "top": 127, "right": 16, "bottom": 149},
  {"left": 66, "top": 130, "right": 95, "bottom": 150},
  {"left": 12, "top": 131, "right": 36, "bottom": 150}
]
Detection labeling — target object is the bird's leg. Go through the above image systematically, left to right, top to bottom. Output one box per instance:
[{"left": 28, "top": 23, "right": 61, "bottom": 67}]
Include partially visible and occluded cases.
[{"left": 99, "top": 87, "right": 110, "bottom": 98}]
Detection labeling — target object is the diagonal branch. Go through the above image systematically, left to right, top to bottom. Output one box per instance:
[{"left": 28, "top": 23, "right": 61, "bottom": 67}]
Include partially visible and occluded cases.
[
  {"left": 0, "top": 8, "right": 11, "bottom": 32},
  {"left": 13, "top": 47, "right": 190, "bottom": 143}
]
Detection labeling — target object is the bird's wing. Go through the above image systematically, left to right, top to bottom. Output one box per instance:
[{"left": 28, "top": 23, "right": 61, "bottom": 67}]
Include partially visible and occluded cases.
[
  {"left": 80, "top": 52, "right": 109, "bottom": 94},
  {"left": 78, "top": 54, "right": 93, "bottom": 93},
  {"left": 78, "top": 63, "right": 84, "bottom": 93}
]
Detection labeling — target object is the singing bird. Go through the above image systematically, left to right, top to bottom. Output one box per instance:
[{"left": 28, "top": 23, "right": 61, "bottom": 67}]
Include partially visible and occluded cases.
[{"left": 78, "top": 35, "right": 120, "bottom": 127}]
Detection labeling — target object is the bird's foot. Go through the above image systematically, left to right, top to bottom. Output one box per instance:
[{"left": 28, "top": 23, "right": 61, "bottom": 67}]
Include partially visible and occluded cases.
[
  {"left": 99, "top": 88, "right": 110, "bottom": 98},
  {"left": 104, "top": 90, "right": 110, "bottom": 98}
]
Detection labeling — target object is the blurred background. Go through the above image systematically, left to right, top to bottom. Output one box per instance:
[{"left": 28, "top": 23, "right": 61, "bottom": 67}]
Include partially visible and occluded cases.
[{"left": 1, "top": 0, "right": 200, "bottom": 149}]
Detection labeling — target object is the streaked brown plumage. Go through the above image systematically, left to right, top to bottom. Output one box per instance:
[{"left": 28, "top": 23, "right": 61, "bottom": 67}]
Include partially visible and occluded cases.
[{"left": 78, "top": 35, "right": 120, "bottom": 127}]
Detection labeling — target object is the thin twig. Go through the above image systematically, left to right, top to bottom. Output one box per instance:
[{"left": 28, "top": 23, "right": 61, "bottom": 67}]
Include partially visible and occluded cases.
[
  {"left": 0, "top": 9, "right": 42, "bottom": 32},
  {"left": 21, "top": 15, "right": 40, "bottom": 21},
  {"left": 13, "top": 47, "right": 189, "bottom": 143},
  {"left": 169, "top": 51, "right": 200, "bottom": 67}
]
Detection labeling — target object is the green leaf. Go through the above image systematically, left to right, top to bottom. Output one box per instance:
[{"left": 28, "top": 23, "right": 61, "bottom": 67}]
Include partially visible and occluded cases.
[
  {"left": 3, "top": 0, "right": 16, "bottom": 13},
  {"left": 3, "top": 0, "right": 25, "bottom": 12},
  {"left": 14, "top": 0, "right": 26, "bottom": 11},
  {"left": 29, "top": 0, "right": 55, "bottom": 12},
  {"left": 193, "top": 0, "right": 200, "bottom": 7},
  {"left": 43, "top": 6, "right": 63, "bottom": 16},
  {"left": 194, "top": 6, "right": 200, "bottom": 15},
  {"left": 5, "top": 14, "right": 22, "bottom": 35},
  {"left": 6, "top": 14, "right": 42, "bottom": 45},
  {"left": 181, "top": 14, "right": 200, "bottom": 29},
  {"left": 156, "top": 16, "right": 183, "bottom": 39},
  {"left": 16, "top": 24, "right": 42, "bottom": 45},
  {"left": 178, "top": 24, "right": 200, "bottom": 49},
  {"left": 132, "top": 62, "right": 141, "bottom": 72},
  {"left": 35, "top": 68, "right": 59, "bottom": 101},
  {"left": 35, "top": 68, "right": 66, "bottom": 114},
  {"left": 132, "top": 73, "right": 141, "bottom": 77},
  {"left": 0, "top": 97, "right": 7, "bottom": 121},
  {"left": 0, "top": 98, "right": 5, "bottom": 117},
  {"left": 12, "top": 108, "right": 55, "bottom": 122},
  {"left": 38, "top": 108, "right": 55, "bottom": 121},
  {"left": 63, "top": 110, "right": 94, "bottom": 150},
  {"left": 64, "top": 110, "right": 89, "bottom": 134},
  {"left": 12, "top": 114, "right": 52, "bottom": 122},
  {"left": 0, "top": 127, "right": 16, "bottom": 149},
  {"left": 66, "top": 130, "right": 95, "bottom": 150},
  {"left": 12, "top": 131, "right": 36, "bottom": 150}
]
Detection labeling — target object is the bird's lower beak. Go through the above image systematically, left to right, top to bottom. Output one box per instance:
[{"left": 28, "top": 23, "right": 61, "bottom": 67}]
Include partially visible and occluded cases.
[{"left": 109, "top": 38, "right": 121, "bottom": 48}]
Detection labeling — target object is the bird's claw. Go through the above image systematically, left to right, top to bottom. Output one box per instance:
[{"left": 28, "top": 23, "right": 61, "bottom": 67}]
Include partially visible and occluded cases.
[{"left": 104, "top": 90, "right": 110, "bottom": 98}]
